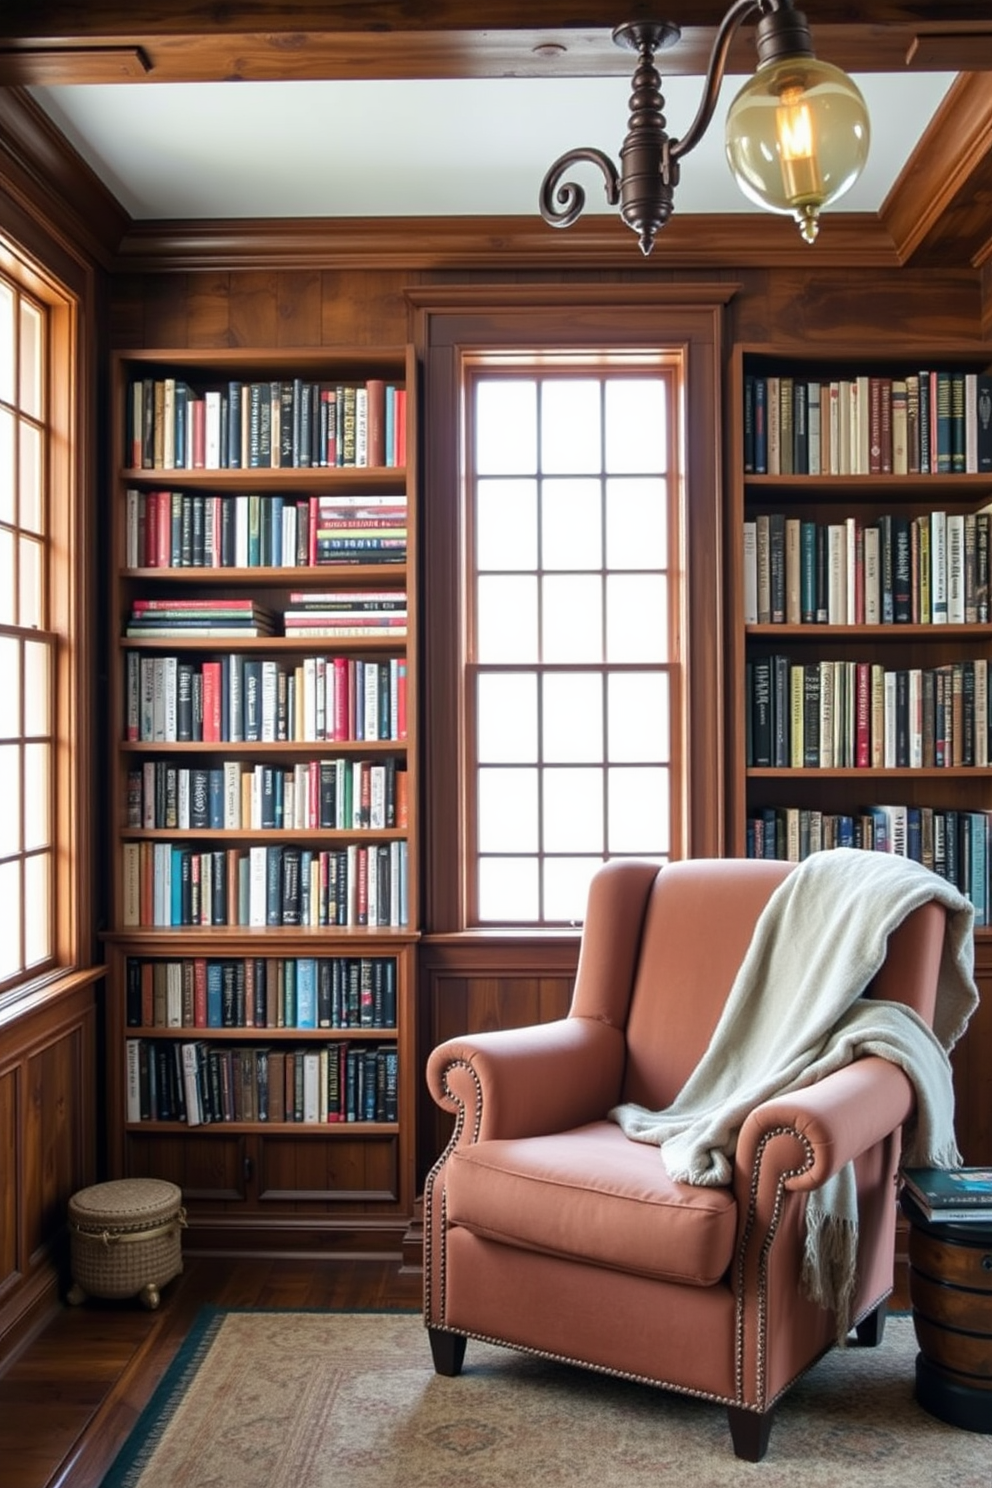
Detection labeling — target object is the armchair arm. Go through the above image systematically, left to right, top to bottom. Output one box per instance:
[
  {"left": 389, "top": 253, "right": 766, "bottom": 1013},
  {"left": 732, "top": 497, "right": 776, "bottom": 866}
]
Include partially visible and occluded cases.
[
  {"left": 426, "top": 1015, "right": 626, "bottom": 1145},
  {"left": 734, "top": 1055, "right": 916, "bottom": 1199}
]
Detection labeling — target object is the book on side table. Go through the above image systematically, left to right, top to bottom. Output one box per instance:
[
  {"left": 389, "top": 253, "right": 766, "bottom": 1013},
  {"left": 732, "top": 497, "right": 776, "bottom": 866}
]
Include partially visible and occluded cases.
[{"left": 901, "top": 1166, "right": 992, "bottom": 1223}]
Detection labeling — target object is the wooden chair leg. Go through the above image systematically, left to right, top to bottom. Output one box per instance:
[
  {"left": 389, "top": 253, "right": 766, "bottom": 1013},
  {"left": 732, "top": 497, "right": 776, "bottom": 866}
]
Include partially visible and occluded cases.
[
  {"left": 855, "top": 1301, "right": 887, "bottom": 1347},
  {"left": 428, "top": 1326, "right": 467, "bottom": 1377},
  {"left": 727, "top": 1404, "right": 775, "bottom": 1462}
]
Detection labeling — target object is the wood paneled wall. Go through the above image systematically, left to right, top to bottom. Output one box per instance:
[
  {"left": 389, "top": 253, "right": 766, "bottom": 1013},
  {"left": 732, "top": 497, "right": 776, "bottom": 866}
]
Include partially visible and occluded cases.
[
  {"left": 109, "top": 260, "right": 992, "bottom": 1186},
  {"left": 0, "top": 981, "right": 99, "bottom": 1359}
]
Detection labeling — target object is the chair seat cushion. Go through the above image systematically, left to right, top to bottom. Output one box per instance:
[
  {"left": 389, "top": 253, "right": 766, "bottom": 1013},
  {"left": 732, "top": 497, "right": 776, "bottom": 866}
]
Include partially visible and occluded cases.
[{"left": 445, "top": 1120, "right": 737, "bottom": 1285}]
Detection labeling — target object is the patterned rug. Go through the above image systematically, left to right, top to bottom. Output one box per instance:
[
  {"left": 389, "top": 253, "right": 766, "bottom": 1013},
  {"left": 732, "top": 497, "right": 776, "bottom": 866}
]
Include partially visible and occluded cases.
[{"left": 101, "top": 1309, "right": 990, "bottom": 1488}]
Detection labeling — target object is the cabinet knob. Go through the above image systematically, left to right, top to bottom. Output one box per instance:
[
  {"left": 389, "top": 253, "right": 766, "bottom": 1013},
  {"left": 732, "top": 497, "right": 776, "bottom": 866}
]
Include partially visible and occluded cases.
[
  {"left": 243, "top": 1155, "right": 253, "bottom": 1182},
  {"left": 982, "top": 1254, "right": 992, "bottom": 1273}
]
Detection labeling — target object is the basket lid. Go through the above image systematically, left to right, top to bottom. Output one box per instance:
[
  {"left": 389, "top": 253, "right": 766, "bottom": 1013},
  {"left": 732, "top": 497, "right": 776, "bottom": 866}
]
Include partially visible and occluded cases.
[{"left": 69, "top": 1178, "right": 182, "bottom": 1230}]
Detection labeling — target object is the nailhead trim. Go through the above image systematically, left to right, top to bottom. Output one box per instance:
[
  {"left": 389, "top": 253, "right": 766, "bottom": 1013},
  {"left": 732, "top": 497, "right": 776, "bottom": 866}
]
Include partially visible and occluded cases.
[{"left": 423, "top": 1059, "right": 482, "bottom": 1325}]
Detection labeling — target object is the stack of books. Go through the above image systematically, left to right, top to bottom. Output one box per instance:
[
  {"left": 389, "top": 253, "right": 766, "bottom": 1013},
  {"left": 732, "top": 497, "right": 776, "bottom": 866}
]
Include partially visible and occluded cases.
[
  {"left": 314, "top": 494, "right": 407, "bottom": 566},
  {"left": 283, "top": 590, "right": 407, "bottom": 640},
  {"left": 125, "top": 598, "right": 277, "bottom": 638},
  {"left": 901, "top": 1166, "right": 992, "bottom": 1223}
]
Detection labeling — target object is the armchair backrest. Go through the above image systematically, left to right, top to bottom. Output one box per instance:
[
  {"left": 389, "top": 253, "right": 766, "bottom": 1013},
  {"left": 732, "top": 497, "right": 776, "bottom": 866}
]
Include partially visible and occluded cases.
[
  {"left": 569, "top": 856, "right": 947, "bottom": 1116},
  {"left": 620, "top": 858, "right": 793, "bottom": 1111}
]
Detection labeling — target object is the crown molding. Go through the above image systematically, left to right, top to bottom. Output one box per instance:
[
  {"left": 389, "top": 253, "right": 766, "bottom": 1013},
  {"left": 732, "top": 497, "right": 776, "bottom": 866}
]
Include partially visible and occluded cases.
[
  {"left": 881, "top": 73, "right": 992, "bottom": 264},
  {"left": 0, "top": 88, "right": 129, "bottom": 269},
  {"left": 114, "top": 211, "right": 903, "bottom": 273}
]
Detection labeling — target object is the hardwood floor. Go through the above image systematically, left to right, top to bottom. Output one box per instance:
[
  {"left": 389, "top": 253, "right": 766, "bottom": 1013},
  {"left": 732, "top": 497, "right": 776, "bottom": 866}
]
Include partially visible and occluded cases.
[
  {"left": 1, "top": 1254, "right": 911, "bottom": 1488},
  {"left": 0, "top": 1255, "right": 423, "bottom": 1488}
]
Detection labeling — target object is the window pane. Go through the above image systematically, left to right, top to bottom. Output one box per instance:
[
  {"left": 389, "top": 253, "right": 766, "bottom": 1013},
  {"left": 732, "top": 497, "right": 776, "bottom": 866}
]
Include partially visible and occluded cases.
[
  {"left": 0, "top": 282, "right": 13, "bottom": 404},
  {"left": 19, "top": 300, "right": 43, "bottom": 421},
  {"left": 605, "top": 379, "right": 667, "bottom": 473},
  {"left": 541, "top": 380, "right": 601, "bottom": 474},
  {"left": 476, "top": 381, "right": 536, "bottom": 474},
  {"left": 0, "top": 407, "right": 13, "bottom": 524},
  {"left": 19, "top": 421, "right": 43, "bottom": 534},
  {"left": 606, "top": 477, "right": 667, "bottom": 569},
  {"left": 477, "top": 478, "right": 537, "bottom": 571},
  {"left": 542, "top": 478, "right": 602, "bottom": 570},
  {"left": 0, "top": 529, "right": 12, "bottom": 624},
  {"left": 20, "top": 534, "right": 42, "bottom": 628},
  {"left": 606, "top": 573, "right": 668, "bottom": 661},
  {"left": 542, "top": 574, "right": 601, "bottom": 662},
  {"left": 477, "top": 575, "right": 538, "bottom": 662},
  {"left": 0, "top": 636, "right": 19, "bottom": 735},
  {"left": 24, "top": 638, "right": 51, "bottom": 734},
  {"left": 543, "top": 672, "right": 603, "bottom": 762},
  {"left": 608, "top": 672, "right": 670, "bottom": 762},
  {"left": 477, "top": 673, "right": 538, "bottom": 762},
  {"left": 24, "top": 742, "right": 49, "bottom": 851},
  {"left": 0, "top": 745, "right": 19, "bottom": 854},
  {"left": 609, "top": 766, "right": 670, "bottom": 852},
  {"left": 478, "top": 767, "right": 538, "bottom": 851},
  {"left": 544, "top": 767, "right": 603, "bottom": 852},
  {"left": 24, "top": 851, "right": 50, "bottom": 967},
  {"left": 544, "top": 856, "right": 600, "bottom": 925},
  {"left": 478, "top": 857, "right": 539, "bottom": 922},
  {"left": 0, "top": 861, "right": 20, "bottom": 979}
]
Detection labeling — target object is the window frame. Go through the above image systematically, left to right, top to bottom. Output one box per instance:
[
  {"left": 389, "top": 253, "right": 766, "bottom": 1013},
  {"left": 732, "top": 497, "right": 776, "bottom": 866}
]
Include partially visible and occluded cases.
[
  {"left": 0, "top": 231, "right": 87, "bottom": 1010},
  {"left": 411, "top": 285, "right": 734, "bottom": 936}
]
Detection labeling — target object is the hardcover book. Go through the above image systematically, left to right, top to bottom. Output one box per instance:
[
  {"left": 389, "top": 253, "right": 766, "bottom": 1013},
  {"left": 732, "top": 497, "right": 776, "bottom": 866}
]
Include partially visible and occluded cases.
[{"left": 901, "top": 1166, "right": 992, "bottom": 1222}]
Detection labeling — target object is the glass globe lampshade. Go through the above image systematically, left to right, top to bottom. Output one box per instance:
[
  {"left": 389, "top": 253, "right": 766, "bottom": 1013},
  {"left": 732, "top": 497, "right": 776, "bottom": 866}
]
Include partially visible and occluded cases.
[{"left": 724, "top": 57, "right": 870, "bottom": 244}]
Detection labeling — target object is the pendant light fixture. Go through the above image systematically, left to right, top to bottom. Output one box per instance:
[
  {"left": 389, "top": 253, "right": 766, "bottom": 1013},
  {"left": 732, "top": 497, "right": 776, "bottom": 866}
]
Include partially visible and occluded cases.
[{"left": 539, "top": 0, "right": 870, "bottom": 254}]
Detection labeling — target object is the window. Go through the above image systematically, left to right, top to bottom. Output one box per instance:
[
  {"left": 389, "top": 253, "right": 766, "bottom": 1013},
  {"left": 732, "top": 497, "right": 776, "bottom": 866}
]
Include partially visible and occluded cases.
[
  {"left": 0, "top": 243, "right": 78, "bottom": 1001},
  {"left": 415, "top": 288, "right": 729, "bottom": 935},
  {"left": 466, "top": 358, "right": 682, "bottom": 925}
]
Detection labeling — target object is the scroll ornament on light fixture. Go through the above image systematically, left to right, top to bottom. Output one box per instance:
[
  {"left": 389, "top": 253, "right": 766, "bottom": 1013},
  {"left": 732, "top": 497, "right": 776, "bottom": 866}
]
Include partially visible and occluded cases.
[{"left": 539, "top": 0, "right": 870, "bottom": 254}]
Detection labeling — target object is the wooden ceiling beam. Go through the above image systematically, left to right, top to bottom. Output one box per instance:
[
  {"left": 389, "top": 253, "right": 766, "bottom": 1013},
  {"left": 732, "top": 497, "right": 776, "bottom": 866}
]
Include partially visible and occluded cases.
[{"left": 1, "top": 4, "right": 991, "bottom": 83}]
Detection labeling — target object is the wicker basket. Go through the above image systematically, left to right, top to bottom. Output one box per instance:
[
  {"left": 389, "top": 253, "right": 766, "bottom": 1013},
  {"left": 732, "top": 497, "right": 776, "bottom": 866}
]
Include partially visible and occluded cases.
[{"left": 67, "top": 1178, "right": 185, "bottom": 1310}]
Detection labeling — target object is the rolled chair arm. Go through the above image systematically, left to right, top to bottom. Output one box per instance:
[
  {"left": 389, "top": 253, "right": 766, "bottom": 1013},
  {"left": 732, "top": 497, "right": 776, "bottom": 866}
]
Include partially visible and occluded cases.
[
  {"left": 426, "top": 1016, "right": 626, "bottom": 1145},
  {"left": 735, "top": 1055, "right": 916, "bottom": 1199}
]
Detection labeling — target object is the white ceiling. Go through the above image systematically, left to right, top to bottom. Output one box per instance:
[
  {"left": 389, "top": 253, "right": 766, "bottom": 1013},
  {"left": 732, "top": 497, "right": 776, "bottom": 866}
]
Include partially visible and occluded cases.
[{"left": 29, "top": 71, "right": 956, "bottom": 222}]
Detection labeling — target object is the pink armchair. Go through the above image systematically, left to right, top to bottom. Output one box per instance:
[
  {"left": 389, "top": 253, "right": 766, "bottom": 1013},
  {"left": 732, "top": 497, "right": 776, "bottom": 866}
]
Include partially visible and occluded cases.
[{"left": 423, "top": 857, "right": 950, "bottom": 1460}]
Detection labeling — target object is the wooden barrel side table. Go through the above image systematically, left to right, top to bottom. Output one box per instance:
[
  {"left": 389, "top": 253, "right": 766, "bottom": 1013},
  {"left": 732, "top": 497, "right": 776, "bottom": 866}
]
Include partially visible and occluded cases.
[{"left": 901, "top": 1192, "right": 992, "bottom": 1433}]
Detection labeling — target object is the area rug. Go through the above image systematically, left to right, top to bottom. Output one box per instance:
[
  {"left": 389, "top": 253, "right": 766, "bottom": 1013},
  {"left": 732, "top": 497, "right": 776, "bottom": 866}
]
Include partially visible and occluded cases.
[{"left": 100, "top": 1309, "right": 990, "bottom": 1488}]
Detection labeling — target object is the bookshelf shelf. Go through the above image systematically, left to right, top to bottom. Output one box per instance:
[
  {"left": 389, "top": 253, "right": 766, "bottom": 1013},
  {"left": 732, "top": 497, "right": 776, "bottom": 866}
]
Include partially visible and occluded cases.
[
  {"left": 104, "top": 345, "right": 420, "bottom": 1244},
  {"left": 123, "top": 1121, "right": 401, "bottom": 1135}
]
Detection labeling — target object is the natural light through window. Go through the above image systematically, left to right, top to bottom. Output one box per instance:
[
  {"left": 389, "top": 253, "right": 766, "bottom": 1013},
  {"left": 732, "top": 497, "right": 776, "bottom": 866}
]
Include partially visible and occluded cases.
[
  {"left": 0, "top": 270, "right": 55, "bottom": 989},
  {"left": 468, "top": 364, "right": 680, "bottom": 925}
]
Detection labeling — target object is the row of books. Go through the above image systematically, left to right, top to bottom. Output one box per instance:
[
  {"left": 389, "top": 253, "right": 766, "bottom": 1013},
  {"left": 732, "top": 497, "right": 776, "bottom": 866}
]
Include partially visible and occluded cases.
[
  {"left": 742, "top": 367, "right": 992, "bottom": 477},
  {"left": 127, "top": 376, "right": 407, "bottom": 472},
  {"left": 125, "top": 490, "right": 408, "bottom": 571},
  {"left": 743, "top": 510, "right": 991, "bottom": 627},
  {"left": 124, "top": 593, "right": 407, "bottom": 640},
  {"left": 125, "top": 599, "right": 277, "bottom": 639},
  {"left": 125, "top": 653, "right": 408, "bottom": 745},
  {"left": 747, "top": 657, "right": 992, "bottom": 770},
  {"left": 128, "top": 757, "right": 408, "bottom": 833},
  {"left": 744, "top": 812, "right": 990, "bottom": 924},
  {"left": 121, "top": 839, "right": 410, "bottom": 928},
  {"left": 126, "top": 955, "right": 398, "bottom": 1031},
  {"left": 125, "top": 1037, "right": 399, "bottom": 1126}
]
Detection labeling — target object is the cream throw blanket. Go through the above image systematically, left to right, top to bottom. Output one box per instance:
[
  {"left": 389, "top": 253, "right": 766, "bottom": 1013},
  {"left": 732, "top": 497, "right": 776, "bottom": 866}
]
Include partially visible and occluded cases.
[{"left": 610, "top": 849, "right": 979, "bottom": 1337}]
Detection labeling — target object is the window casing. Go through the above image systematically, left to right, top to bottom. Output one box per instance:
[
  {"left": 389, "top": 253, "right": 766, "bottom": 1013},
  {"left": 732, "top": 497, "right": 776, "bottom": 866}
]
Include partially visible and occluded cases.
[{"left": 414, "top": 287, "right": 731, "bottom": 936}]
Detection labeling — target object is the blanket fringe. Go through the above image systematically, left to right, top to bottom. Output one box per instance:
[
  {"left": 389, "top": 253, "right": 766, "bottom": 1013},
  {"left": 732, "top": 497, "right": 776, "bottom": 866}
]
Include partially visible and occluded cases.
[{"left": 802, "top": 1210, "right": 859, "bottom": 1345}]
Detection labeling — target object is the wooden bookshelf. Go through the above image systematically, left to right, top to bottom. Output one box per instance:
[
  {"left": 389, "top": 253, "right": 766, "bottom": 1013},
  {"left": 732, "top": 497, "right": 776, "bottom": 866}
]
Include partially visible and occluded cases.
[
  {"left": 728, "top": 343, "right": 992, "bottom": 1165},
  {"left": 103, "top": 347, "right": 420, "bottom": 1254}
]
